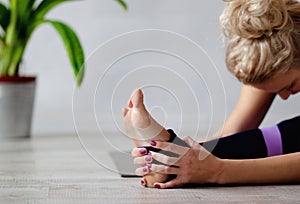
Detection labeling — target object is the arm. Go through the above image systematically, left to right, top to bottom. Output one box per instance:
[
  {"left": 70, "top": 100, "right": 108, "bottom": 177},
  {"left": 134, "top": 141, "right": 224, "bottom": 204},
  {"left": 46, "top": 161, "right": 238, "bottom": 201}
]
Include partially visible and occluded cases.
[
  {"left": 217, "top": 84, "right": 276, "bottom": 137},
  {"left": 218, "top": 152, "right": 300, "bottom": 184}
]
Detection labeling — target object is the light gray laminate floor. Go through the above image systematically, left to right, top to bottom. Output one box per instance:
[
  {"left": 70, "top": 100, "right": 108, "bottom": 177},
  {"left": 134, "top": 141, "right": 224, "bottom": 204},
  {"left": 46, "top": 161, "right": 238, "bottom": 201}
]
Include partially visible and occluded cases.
[{"left": 0, "top": 133, "right": 299, "bottom": 204}]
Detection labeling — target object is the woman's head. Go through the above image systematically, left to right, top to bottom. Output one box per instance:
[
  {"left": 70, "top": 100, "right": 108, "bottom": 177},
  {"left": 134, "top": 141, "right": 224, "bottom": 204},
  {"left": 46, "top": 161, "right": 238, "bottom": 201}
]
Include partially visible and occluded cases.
[{"left": 220, "top": 0, "right": 300, "bottom": 85}]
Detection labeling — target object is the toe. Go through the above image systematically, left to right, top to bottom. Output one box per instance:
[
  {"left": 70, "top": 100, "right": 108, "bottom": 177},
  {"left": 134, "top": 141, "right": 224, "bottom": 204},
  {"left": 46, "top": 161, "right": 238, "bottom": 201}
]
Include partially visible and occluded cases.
[
  {"left": 131, "top": 89, "right": 144, "bottom": 109},
  {"left": 127, "top": 99, "right": 133, "bottom": 108},
  {"left": 122, "top": 108, "right": 129, "bottom": 117},
  {"left": 140, "top": 178, "right": 147, "bottom": 187}
]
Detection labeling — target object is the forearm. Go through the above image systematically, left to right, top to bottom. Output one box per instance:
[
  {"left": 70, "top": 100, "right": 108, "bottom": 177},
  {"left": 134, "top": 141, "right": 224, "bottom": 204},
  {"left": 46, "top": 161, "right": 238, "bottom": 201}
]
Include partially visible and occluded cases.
[{"left": 218, "top": 152, "right": 300, "bottom": 184}]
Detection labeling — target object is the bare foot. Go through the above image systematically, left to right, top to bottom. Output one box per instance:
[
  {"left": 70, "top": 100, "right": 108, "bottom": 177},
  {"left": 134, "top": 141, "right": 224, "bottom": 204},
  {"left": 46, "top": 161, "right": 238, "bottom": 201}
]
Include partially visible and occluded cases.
[{"left": 122, "top": 89, "right": 171, "bottom": 187}]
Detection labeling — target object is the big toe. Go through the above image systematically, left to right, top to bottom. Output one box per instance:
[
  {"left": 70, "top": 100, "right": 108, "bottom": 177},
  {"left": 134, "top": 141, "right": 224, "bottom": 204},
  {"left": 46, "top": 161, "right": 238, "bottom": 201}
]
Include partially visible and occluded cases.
[{"left": 131, "top": 89, "right": 145, "bottom": 110}]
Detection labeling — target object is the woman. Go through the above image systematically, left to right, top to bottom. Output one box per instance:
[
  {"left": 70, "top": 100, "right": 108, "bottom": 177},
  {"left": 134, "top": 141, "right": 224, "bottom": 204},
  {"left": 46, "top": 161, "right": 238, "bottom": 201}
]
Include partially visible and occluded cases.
[{"left": 122, "top": 0, "right": 300, "bottom": 188}]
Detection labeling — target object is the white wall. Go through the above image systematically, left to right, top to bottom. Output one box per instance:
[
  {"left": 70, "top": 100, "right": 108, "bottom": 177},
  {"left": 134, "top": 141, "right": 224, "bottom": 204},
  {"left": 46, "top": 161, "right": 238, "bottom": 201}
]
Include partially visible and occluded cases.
[{"left": 23, "top": 0, "right": 300, "bottom": 137}]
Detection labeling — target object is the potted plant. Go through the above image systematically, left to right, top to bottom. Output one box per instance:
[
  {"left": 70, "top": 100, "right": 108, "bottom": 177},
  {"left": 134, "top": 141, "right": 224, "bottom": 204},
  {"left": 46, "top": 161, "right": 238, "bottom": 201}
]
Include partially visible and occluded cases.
[{"left": 0, "top": 0, "right": 127, "bottom": 138}]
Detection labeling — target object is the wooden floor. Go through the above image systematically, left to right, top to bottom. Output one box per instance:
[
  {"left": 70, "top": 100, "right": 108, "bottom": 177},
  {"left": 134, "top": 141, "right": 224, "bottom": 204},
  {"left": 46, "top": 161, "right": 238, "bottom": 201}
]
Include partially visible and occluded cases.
[{"left": 0, "top": 133, "right": 299, "bottom": 204}]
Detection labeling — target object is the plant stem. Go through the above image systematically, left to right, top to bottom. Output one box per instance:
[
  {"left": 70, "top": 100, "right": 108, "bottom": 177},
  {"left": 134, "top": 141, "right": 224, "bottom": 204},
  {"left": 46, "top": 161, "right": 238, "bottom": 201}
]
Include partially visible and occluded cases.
[
  {"left": 0, "top": 0, "right": 19, "bottom": 76},
  {"left": 0, "top": 46, "right": 11, "bottom": 76}
]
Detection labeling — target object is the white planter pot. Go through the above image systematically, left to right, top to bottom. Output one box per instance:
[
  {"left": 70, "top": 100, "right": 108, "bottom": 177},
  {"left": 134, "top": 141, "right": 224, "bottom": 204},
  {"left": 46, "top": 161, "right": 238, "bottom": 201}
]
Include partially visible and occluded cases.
[{"left": 0, "top": 77, "right": 36, "bottom": 138}]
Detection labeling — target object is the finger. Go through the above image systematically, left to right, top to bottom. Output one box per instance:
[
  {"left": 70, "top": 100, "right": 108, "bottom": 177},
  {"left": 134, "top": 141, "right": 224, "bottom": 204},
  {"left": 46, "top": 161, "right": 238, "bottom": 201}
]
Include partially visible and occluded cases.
[
  {"left": 122, "top": 108, "right": 129, "bottom": 117},
  {"left": 182, "top": 136, "right": 198, "bottom": 148},
  {"left": 182, "top": 136, "right": 211, "bottom": 160},
  {"left": 152, "top": 141, "right": 189, "bottom": 156},
  {"left": 131, "top": 147, "right": 148, "bottom": 157},
  {"left": 152, "top": 152, "right": 179, "bottom": 166},
  {"left": 133, "top": 154, "right": 152, "bottom": 166},
  {"left": 150, "top": 164, "right": 178, "bottom": 174},
  {"left": 135, "top": 166, "right": 150, "bottom": 176},
  {"left": 153, "top": 178, "right": 183, "bottom": 189}
]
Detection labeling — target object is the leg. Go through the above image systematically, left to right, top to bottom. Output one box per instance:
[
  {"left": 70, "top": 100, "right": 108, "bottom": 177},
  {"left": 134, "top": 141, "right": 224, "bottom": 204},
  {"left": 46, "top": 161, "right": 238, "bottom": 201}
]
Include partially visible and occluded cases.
[
  {"left": 122, "top": 89, "right": 171, "bottom": 187},
  {"left": 203, "top": 116, "right": 300, "bottom": 159}
]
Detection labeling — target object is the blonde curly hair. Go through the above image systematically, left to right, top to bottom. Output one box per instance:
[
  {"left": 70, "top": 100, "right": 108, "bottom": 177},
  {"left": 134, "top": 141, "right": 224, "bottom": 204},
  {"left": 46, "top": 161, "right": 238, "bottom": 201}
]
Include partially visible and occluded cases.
[{"left": 220, "top": 0, "right": 300, "bottom": 84}]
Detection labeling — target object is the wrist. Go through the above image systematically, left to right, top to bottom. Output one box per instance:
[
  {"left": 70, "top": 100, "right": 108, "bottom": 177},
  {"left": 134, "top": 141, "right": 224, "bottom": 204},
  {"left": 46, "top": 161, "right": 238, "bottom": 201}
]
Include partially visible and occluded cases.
[
  {"left": 212, "top": 158, "right": 228, "bottom": 185},
  {"left": 215, "top": 159, "right": 244, "bottom": 185}
]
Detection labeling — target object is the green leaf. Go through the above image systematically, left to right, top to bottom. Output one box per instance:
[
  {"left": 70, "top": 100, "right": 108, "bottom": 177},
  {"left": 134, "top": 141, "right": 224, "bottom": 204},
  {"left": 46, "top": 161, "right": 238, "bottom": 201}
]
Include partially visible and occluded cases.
[
  {"left": 5, "top": 0, "right": 18, "bottom": 45},
  {"left": 16, "top": 0, "right": 37, "bottom": 39},
  {"left": 18, "top": 0, "right": 36, "bottom": 18},
  {"left": 32, "top": 0, "right": 73, "bottom": 21},
  {"left": 115, "top": 0, "right": 127, "bottom": 10},
  {"left": 0, "top": 2, "right": 10, "bottom": 31},
  {"left": 45, "top": 20, "right": 85, "bottom": 86},
  {"left": 8, "top": 43, "right": 25, "bottom": 76}
]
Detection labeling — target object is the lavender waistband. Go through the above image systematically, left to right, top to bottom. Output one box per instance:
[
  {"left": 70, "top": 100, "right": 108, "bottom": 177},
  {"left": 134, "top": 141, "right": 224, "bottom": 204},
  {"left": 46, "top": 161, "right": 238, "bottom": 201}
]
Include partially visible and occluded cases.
[{"left": 260, "top": 125, "right": 282, "bottom": 157}]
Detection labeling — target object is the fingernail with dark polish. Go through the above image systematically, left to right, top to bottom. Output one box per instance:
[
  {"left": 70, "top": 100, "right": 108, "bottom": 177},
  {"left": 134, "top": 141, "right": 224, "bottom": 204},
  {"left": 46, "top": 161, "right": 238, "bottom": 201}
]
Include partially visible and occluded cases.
[
  {"left": 150, "top": 141, "right": 157, "bottom": 146},
  {"left": 139, "top": 148, "right": 147, "bottom": 155},
  {"left": 146, "top": 156, "right": 151, "bottom": 162},
  {"left": 147, "top": 163, "right": 152, "bottom": 168},
  {"left": 143, "top": 167, "right": 148, "bottom": 173},
  {"left": 140, "top": 179, "right": 145, "bottom": 185},
  {"left": 154, "top": 183, "right": 161, "bottom": 189}
]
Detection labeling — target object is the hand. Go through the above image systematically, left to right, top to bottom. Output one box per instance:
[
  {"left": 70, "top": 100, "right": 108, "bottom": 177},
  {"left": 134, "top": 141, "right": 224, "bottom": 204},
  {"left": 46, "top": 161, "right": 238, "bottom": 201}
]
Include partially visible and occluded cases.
[
  {"left": 134, "top": 136, "right": 224, "bottom": 188},
  {"left": 131, "top": 147, "right": 171, "bottom": 187}
]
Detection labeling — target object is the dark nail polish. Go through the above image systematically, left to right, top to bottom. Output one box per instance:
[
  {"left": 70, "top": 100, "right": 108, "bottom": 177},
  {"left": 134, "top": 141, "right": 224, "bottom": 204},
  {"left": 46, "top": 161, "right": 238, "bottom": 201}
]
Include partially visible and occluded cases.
[
  {"left": 150, "top": 141, "right": 157, "bottom": 146},
  {"left": 139, "top": 148, "right": 147, "bottom": 155},
  {"left": 146, "top": 156, "right": 151, "bottom": 162},
  {"left": 147, "top": 163, "right": 152, "bottom": 168},
  {"left": 143, "top": 167, "right": 148, "bottom": 172},
  {"left": 140, "top": 179, "right": 145, "bottom": 185},
  {"left": 154, "top": 184, "right": 161, "bottom": 189}
]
